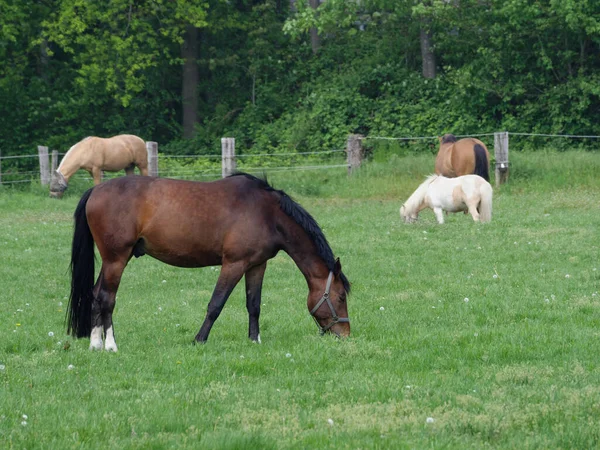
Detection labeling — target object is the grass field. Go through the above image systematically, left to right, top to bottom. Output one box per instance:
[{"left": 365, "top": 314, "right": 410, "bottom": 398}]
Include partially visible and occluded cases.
[{"left": 1, "top": 152, "right": 599, "bottom": 449}]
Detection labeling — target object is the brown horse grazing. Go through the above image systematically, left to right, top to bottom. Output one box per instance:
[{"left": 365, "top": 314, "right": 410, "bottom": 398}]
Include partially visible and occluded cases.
[
  {"left": 50, "top": 134, "right": 148, "bottom": 198},
  {"left": 434, "top": 134, "right": 490, "bottom": 182},
  {"left": 67, "top": 173, "right": 351, "bottom": 351}
]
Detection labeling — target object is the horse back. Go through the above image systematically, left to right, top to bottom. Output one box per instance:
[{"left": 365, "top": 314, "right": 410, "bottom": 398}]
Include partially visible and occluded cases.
[
  {"left": 97, "top": 135, "right": 147, "bottom": 170},
  {"left": 86, "top": 176, "right": 280, "bottom": 268}
]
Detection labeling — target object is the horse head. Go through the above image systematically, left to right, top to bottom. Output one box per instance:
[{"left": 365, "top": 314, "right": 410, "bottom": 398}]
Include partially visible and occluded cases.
[
  {"left": 440, "top": 133, "right": 457, "bottom": 145},
  {"left": 49, "top": 170, "right": 68, "bottom": 198},
  {"left": 400, "top": 204, "right": 418, "bottom": 223},
  {"left": 308, "top": 258, "right": 350, "bottom": 338}
]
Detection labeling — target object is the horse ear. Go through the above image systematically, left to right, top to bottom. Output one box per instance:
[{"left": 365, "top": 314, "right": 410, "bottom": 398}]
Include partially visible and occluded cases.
[{"left": 334, "top": 257, "right": 342, "bottom": 275}]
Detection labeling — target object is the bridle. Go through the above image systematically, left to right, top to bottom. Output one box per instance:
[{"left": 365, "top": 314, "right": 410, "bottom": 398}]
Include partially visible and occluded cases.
[{"left": 309, "top": 271, "right": 350, "bottom": 335}]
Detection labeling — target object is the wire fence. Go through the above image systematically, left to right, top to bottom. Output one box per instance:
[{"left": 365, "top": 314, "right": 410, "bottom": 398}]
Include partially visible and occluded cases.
[
  {"left": 1, "top": 131, "right": 599, "bottom": 186},
  {"left": 0, "top": 147, "right": 348, "bottom": 186}
]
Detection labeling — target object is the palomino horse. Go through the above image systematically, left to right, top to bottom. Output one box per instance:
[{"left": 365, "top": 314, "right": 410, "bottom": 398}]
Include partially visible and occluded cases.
[
  {"left": 50, "top": 134, "right": 148, "bottom": 198},
  {"left": 435, "top": 134, "right": 490, "bottom": 182},
  {"left": 67, "top": 173, "right": 351, "bottom": 351},
  {"left": 400, "top": 174, "right": 492, "bottom": 224}
]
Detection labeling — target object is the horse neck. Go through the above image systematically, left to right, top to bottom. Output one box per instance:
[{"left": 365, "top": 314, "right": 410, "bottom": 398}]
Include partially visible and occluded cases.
[
  {"left": 57, "top": 145, "right": 82, "bottom": 180},
  {"left": 404, "top": 179, "right": 430, "bottom": 215},
  {"left": 278, "top": 218, "right": 332, "bottom": 292}
]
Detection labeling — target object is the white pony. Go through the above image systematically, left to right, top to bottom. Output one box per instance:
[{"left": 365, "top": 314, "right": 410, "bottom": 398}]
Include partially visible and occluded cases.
[{"left": 400, "top": 174, "right": 492, "bottom": 224}]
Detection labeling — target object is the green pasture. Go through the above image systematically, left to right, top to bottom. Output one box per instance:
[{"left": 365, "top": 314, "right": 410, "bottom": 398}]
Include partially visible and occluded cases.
[{"left": 1, "top": 152, "right": 599, "bottom": 449}]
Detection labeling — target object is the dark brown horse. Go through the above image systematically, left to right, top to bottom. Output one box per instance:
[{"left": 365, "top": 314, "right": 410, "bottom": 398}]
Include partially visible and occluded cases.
[
  {"left": 435, "top": 134, "right": 490, "bottom": 182},
  {"left": 67, "top": 173, "right": 351, "bottom": 351}
]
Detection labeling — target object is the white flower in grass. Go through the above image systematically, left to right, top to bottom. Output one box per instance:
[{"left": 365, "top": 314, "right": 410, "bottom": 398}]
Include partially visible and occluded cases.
[
  {"left": 493, "top": 274, "right": 498, "bottom": 279},
  {"left": 565, "top": 274, "right": 570, "bottom": 278},
  {"left": 162, "top": 280, "right": 166, "bottom": 283},
  {"left": 464, "top": 298, "right": 469, "bottom": 303},
  {"left": 544, "top": 298, "right": 550, "bottom": 303},
  {"left": 380, "top": 306, "right": 385, "bottom": 311},
  {"left": 158, "top": 307, "right": 162, "bottom": 312},
  {"left": 48, "top": 332, "right": 54, "bottom": 337},
  {"left": 285, "top": 353, "right": 292, "bottom": 358},
  {"left": 0, "top": 364, "right": 5, "bottom": 371},
  {"left": 67, "top": 364, "right": 74, "bottom": 370},
  {"left": 22, "top": 414, "right": 28, "bottom": 420},
  {"left": 426, "top": 417, "right": 435, "bottom": 424},
  {"left": 327, "top": 418, "right": 334, "bottom": 426},
  {"left": 21, "top": 421, "right": 27, "bottom": 426}
]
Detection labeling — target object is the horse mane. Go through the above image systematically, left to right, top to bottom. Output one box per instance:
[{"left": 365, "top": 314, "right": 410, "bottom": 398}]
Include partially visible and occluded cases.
[
  {"left": 441, "top": 134, "right": 457, "bottom": 144},
  {"left": 62, "top": 137, "right": 93, "bottom": 160},
  {"left": 229, "top": 172, "right": 351, "bottom": 294},
  {"left": 404, "top": 174, "right": 438, "bottom": 213}
]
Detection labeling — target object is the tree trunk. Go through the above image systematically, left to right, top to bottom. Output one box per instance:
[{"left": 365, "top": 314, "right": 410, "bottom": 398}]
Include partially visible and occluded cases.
[
  {"left": 309, "top": 0, "right": 320, "bottom": 54},
  {"left": 182, "top": 25, "right": 199, "bottom": 139},
  {"left": 420, "top": 26, "right": 436, "bottom": 79},
  {"left": 39, "top": 38, "right": 49, "bottom": 81}
]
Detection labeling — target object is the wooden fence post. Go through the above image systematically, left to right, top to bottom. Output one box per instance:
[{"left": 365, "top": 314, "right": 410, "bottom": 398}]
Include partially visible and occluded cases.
[
  {"left": 494, "top": 131, "right": 509, "bottom": 187},
  {"left": 346, "top": 134, "right": 365, "bottom": 174},
  {"left": 221, "top": 137, "right": 236, "bottom": 178},
  {"left": 146, "top": 141, "right": 158, "bottom": 177},
  {"left": 38, "top": 146, "right": 50, "bottom": 185},
  {"left": 51, "top": 150, "right": 58, "bottom": 174}
]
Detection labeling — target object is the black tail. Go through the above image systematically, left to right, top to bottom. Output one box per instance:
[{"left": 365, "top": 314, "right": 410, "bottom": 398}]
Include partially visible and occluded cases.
[
  {"left": 473, "top": 144, "right": 490, "bottom": 182},
  {"left": 67, "top": 187, "right": 96, "bottom": 338}
]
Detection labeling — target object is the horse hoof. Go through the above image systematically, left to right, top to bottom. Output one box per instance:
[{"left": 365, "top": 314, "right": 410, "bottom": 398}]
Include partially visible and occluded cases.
[{"left": 89, "top": 342, "right": 103, "bottom": 351}]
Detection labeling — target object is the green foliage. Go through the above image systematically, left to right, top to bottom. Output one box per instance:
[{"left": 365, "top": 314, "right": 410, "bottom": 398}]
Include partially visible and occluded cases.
[{"left": 0, "top": 0, "right": 599, "bottom": 164}]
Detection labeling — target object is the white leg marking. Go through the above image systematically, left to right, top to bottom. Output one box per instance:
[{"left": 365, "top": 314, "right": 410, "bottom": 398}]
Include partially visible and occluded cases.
[
  {"left": 433, "top": 207, "right": 445, "bottom": 224},
  {"left": 89, "top": 326, "right": 103, "bottom": 351},
  {"left": 104, "top": 326, "right": 118, "bottom": 352},
  {"left": 257, "top": 334, "right": 262, "bottom": 344}
]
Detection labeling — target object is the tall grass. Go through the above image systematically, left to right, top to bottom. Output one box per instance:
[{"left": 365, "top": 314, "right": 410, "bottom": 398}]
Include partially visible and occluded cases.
[{"left": 1, "top": 151, "right": 599, "bottom": 449}]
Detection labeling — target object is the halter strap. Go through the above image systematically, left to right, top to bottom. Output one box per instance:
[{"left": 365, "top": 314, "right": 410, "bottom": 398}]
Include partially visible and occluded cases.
[{"left": 309, "top": 271, "right": 350, "bottom": 335}]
